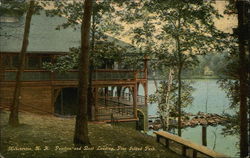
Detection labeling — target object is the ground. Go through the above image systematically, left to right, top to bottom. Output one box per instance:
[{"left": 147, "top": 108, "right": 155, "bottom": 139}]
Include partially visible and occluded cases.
[{"left": 0, "top": 110, "right": 180, "bottom": 158}]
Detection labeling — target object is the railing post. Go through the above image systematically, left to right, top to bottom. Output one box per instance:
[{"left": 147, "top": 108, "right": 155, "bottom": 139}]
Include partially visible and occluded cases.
[
  {"left": 143, "top": 55, "right": 148, "bottom": 79},
  {"left": 144, "top": 82, "right": 148, "bottom": 106},
  {"left": 133, "top": 84, "right": 137, "bottom": 119},
  {"left": 94, "top": 87, "right": 99, "bottom": 121},
  {"left": 156, "top": 135, "right": 160, "bottom": 143},
  {"left": 165, "top": 139, "right": 169, "bottom": 148},
  {"left": 182, "top": 146, "right": 187, "bottom": 157},
  {"left": 193, "top": 150, "right": 197, "bottom": 158}
]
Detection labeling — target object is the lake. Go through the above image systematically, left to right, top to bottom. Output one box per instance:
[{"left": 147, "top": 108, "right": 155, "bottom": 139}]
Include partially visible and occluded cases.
[{"left": 139, "top": 79, "right": 239, "bottom": 157}]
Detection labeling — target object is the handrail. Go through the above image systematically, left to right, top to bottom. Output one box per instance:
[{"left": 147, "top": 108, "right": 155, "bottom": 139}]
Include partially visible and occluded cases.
[
  {"left": 2, "top": 69, "right": 146, "bottom": 81},
  {"left": 3, "top": 69, "right": 144, "bottom": 73},
  {"left": 97, "top": 106, "right": 133, "bottom": 109},
  {"left": 154, "top": 131, "right": 229, "bottom": 158}
]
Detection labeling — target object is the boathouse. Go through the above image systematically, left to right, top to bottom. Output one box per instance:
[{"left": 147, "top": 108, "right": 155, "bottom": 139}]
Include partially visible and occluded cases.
[{"left": 0, "top": 11, "right": 148, "bottom": 130}]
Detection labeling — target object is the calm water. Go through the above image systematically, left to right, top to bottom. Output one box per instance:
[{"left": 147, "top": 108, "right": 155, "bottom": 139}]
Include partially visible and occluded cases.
[{"left": 139, "top": 79, "right": 239, "bottom": 157}]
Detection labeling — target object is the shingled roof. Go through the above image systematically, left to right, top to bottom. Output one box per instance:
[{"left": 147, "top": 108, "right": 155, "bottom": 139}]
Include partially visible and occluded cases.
[
  {"left": 0, "top": 11, "right": 133, "bottom": 54},
  {"left": 0, "top": 11, "right": 81, "bottom": 53}
]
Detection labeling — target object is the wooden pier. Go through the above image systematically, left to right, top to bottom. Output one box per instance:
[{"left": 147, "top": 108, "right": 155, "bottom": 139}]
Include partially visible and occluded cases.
[{"left": 154, "top": 131, "right": 229, "bottom": 158}]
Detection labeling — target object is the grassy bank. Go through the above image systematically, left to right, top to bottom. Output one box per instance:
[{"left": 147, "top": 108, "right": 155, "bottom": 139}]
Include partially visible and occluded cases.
[{"left": 0, "top": 110, "right": 180, "bottom": 158}]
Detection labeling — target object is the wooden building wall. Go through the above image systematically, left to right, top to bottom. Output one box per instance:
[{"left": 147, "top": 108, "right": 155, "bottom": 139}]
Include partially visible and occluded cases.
[{"left": 0, "top": 85, "right": 53, "bottom": 114}]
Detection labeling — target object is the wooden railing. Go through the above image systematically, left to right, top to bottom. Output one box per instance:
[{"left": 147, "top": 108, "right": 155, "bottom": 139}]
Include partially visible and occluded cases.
[
  {"left": 2, "top": 69, "right": 146, "bottom": 81},
  {"left": 121, "top": 92, "right": 145, "bottom": 104},
  {"left": 96, "top": 98, "right": 135, "bottom": 120},
  {"left": 95, "top": 106, "right": 134, "bottom": 121},
  {"left": 154, "top": 131, "right": 229, "bottom": 158}
]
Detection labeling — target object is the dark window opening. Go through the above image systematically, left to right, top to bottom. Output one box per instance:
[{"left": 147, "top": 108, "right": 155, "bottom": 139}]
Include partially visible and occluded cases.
[
  {"left": 2, "top": 55, "right": 11, "bottom": 69},
  {"left": 12, "top": 55, "right": 19, "bottom": 68},
  {"left": 28, "top": 56, "right": 40, "bottom": 69}
]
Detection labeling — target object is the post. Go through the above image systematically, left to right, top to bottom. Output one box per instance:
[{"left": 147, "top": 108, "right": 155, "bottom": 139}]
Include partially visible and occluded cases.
[
  {"left": 50, "top": 55, "right": 56, "bottom": 81},
  {"left": 143, "top": 55, "right": 148, "bottom": 79},
  {"left": 144, "top": 82, "right": 148, "bottom": 106},
  {"left": 133, "top": 84, "right": 138, "bottom": 118},
  {"left": 94, "top": 87, "right": 98, "bottom": 121},
  {"left": 105, "top": 87, "right": 108, "bottom": 106},
  {"left": 60, "top": 89, "right": 64, "bottom": 115},
  {"left": 202, "top": 126, "right": 207, "bottom": 146},
  {"left": 156, "top": 135, "right": 160, "bottom": 143},
  {"left": 165, "top": 139, "right": 169, "bottom": 148},
  {"left": 182, "top": 146, "right": 187, "bottom": 157},
  {"left": 193, "top": 150, "right": 197, "bottom": 158}
]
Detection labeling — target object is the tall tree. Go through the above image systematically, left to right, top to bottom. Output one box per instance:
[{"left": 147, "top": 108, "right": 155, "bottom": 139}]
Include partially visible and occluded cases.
[
  {"left": 9, "top": 0, "right": 35, "bottom": 127},
  {"left": 73, "top": 0, "right": 93, "bottom": 146},
  {"left": 121, "top": 0, "right": 226, "bottom": 136},
  {"left": 147, "top": 0, "right": 227, "bottom": 136},
  {"left": 236, "top": 0, "right": 249, "bottom": 157},
  {"left": 218, "top": 1, "right": 249, "bottom": 157}
]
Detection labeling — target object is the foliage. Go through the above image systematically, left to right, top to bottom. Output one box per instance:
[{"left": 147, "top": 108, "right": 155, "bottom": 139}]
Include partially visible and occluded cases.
[
  {"left": 0, "top": 0, "right": 27, "bottom": 17},
  {"left": 0, "top": 0, "right": 44, "bottom": 37},
  {"left": 42, "top": 0, "right": 143, "bottom": 71},
  {"left": 118, "top": 0, "right": 228, "bottom": 134},
  {"left": 42, "top": 47, "right": 79, "bottom": 72},
  {"left": 149, "top": 79, "right": 194, "bottom": 117}
]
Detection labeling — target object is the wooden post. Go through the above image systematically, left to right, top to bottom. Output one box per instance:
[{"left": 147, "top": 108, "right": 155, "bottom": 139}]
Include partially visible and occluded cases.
[
  {"left": 51, "top": 55, "right": 56, "bottom": 81},
  {"left": 143, "top": 55, "right": 148, "bottom": 79},
  {"left": 144, "top": 82, "right": 148, "bottom": 106},
  {"left": 133, "top": 84, "right": 138, "bottom": 119},
  {"left": 51, "top": 87, "right": 56, "bottom": 113},
  {"left": 94, "top": 87, "right": 98, "bottom": 121},
  {"left": 105, "top": 87, "right": 107, "bottom": 106},
  {"left": 60, "top": 89, "right": 64, "bottom": 114},
  {"left": 202, "top": 126, "right": 207, "bottom": 146},
  {"left": 156, "top": 135, "right": 160, "bottom": 143},
  {"left": 165, "top": 139, "right": 169, "bottom": 148},
  {"left": 182, "top": 146, "right": 187, "bottom": 157},
  {"left": 193, "top": 150, "right": 197, "bottom": 158}
]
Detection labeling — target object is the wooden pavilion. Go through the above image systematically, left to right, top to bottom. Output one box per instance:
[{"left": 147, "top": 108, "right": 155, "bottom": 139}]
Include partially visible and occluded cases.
[{"left": 0, "top": 11, "right": 148, "bottom": 130}]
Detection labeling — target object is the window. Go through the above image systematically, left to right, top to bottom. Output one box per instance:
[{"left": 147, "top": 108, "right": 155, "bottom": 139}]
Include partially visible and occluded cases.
[
  {"left": 1, "top": 55, "right": 11, "bottom": 68},
  {"left": 12, "top": 55, "right": 19, "bottom": 68},
  {"left": 28, "top": 56, "right": 40, "bottom": 69},
  {"left": 41, "top": 56, "right": 52, "bottom": 63}
]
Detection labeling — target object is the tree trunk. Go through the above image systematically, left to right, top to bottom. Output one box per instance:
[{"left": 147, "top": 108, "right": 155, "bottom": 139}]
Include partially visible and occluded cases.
[
  {"left": 9, "top": 0, "right": 35, "bottom": 127},
  {"left": 74, "top": 0, "right": 93, "bottom": 146},
  {"left": 87, "top": 1, "right": 96, "bottom": 120},
  {"left": 236, "top": 1, "right": 248, "bottom": 157},
  {"left": 176, "top": 13, "right": 182, "bottom": 137},
  {"left": 0, "top": 51, "right": 4, "bottom": 151},
  {"left": 177, "top": 64, "right": 182, "bottom": 137},
  {"left": 165, "top": 69, "right": 173, "bottom": 131},
  {"left": 202, "top": 126, "right": 207, "bottom": 146}
]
